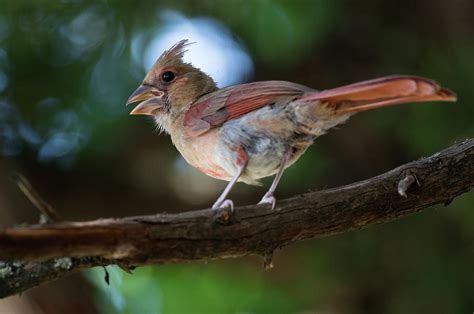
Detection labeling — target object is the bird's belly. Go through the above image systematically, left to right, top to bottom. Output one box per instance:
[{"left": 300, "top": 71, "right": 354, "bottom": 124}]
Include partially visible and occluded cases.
[
  {"left": 174, "top": 104, "right": 315, "bottom": 184},
  {"left": 218, "top": 108, "right": 314, "bottom": 184},
  {"left": 176, "top": 127, "right": 291, "bottom": 184},
  {"left": 243, "top": 137, "right": 288, "bottom": 180}
]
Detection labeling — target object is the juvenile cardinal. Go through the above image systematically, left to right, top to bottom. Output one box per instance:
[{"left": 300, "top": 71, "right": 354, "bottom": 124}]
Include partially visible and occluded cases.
[{"left": 127, "top": 40, "right": 456, "bottom": 210}]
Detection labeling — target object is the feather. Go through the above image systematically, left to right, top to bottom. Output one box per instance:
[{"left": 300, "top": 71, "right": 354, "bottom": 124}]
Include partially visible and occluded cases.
[
  {"left": 155, "top": 39, "right": 192, "bottom": 66},
  {"left": 299, "top": 75, "right": 456, "bottom": 114},
  {"left": 182, "top": 76, "right": 456, "bottom": 138},
  {"left": 183, "top": 81, "right": 310, "bottom": 137}
]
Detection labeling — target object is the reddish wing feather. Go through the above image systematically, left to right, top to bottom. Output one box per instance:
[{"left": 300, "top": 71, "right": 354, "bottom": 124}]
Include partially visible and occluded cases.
[
  {"left": 183, "top": 75, "right": 456, "bottom": 138},
  {"left": 183, "top": 81, "right": 310, "bottom": 137}
]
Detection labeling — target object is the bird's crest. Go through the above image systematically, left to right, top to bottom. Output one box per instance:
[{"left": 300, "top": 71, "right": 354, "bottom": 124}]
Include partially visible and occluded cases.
[{"left": 155, "top": 39, "right": 193, "bottom": 67}]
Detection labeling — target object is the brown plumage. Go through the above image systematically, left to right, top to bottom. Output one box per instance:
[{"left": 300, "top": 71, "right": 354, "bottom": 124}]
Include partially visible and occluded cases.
[{"left": 127, "top": 39, "right": 456, "bottom": 210}]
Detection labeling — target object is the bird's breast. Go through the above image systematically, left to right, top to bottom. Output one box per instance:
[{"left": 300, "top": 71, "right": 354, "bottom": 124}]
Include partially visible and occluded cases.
[{"left": 172, "top": 128, "right": 232, "bottom": 181}]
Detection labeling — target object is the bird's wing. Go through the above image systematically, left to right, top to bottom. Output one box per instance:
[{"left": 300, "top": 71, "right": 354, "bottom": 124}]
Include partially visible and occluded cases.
[
  {"left": 299, "top": 75, "right": 456, "bottom": 114},
  {"left": 183, "top": 76, "right": 456, "bottom": 137},
  {"left": 183, "top": 81, "right": 309, "bottom": 137}
]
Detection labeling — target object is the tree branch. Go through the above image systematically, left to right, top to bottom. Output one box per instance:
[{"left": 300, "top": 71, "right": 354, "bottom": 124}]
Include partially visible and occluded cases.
[{"left": 1, "top": 139, "right": 473, "bottom": 298}]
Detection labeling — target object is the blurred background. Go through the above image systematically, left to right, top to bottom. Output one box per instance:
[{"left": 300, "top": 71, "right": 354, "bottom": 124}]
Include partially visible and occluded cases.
[{"left": 0, "top": 0, "right": 473, "bottom": 313}]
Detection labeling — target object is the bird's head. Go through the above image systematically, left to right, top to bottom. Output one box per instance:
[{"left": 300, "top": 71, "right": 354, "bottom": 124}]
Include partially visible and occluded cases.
[{"left": 127, "top": 39, "right": 217, "bottom": 130}]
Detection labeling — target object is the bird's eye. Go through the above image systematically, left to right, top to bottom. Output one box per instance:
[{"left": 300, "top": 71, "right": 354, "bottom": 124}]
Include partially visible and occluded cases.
[{"left": 161, "top": 71, "right": 175, "bottom": 83}]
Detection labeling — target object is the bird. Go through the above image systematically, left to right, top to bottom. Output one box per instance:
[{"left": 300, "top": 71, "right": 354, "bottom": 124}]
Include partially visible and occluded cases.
[{"left": 127, "top": 39, "right": 456, "bottom": 211}]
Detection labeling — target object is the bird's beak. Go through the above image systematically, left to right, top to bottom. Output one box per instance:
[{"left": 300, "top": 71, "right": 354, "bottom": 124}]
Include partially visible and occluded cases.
[{"left": 126, "top": 84, "right": 164, "bottom": 116}]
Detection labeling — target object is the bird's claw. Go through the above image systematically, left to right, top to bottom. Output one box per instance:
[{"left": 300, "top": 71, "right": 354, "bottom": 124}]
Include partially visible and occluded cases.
[
  {"left": 258, "top": 193, "right": 276, "bottom": 210},
  {"left": 212, "top": 199, "right": 234, "bottom": 212}
]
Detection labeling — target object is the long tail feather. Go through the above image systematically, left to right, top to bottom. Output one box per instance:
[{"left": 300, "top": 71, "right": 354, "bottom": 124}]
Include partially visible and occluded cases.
[{"left": 300, "top": 75, "right": 456, "bottom": 114}]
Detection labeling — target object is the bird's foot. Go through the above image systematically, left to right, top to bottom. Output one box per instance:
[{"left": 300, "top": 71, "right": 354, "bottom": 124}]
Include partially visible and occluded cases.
[
  {"left": 258, "top": 192, "right": 276, "bottom": 210},
  {"left": 212, "top": 199, "right": 234, "bottom": 212}
]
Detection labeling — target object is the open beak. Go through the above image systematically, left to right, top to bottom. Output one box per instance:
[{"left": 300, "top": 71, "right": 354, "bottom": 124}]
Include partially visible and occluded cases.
[{"left": 126, "top": 84, "right": 164, "bottom": 116}]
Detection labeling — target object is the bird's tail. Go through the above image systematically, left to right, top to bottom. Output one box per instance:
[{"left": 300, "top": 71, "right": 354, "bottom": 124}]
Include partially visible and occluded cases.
[{"left": 299, "top": 75, "right": 456, "bottom": 115}]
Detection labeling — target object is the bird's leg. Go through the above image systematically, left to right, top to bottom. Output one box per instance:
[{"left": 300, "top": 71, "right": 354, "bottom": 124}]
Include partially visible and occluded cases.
[
  {"left": 212, "top": 148, "right": 248, "bottom": 211},
  {"left": 258, "top": 150, "right": 291, "bottom": 210}
]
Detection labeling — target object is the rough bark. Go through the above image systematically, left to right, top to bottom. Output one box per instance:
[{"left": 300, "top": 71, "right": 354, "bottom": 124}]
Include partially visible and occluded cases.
[{"left": 0, "top": 139, "right": 473, "bottom": 298}]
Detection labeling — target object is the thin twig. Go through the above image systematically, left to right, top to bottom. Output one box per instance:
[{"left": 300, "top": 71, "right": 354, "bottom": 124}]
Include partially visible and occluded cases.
[{"left": 12, "top": 173, "right": 60, "bottom": 223}]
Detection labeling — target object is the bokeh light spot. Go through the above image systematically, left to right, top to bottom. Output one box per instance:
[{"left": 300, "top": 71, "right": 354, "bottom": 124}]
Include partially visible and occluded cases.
[{"left": 134, "top": 10, "right": 254, "bottom": 87}]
